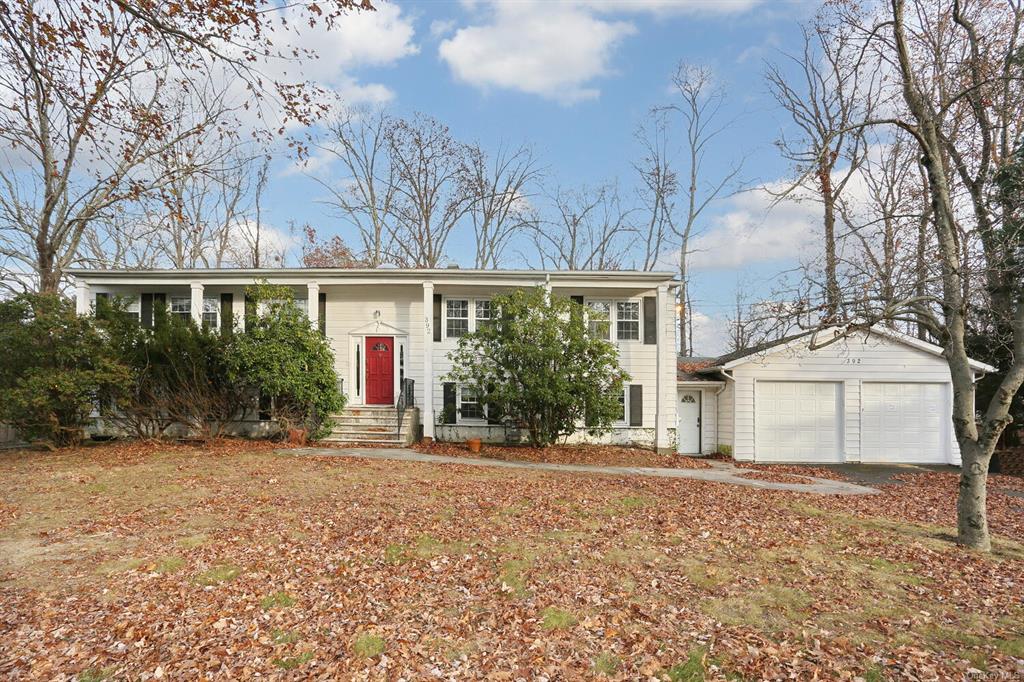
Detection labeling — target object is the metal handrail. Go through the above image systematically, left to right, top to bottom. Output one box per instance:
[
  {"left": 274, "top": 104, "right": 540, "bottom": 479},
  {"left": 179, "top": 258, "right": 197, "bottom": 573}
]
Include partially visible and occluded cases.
[{"left": 396, "top": 378, "right": 415, "bottom": 439}]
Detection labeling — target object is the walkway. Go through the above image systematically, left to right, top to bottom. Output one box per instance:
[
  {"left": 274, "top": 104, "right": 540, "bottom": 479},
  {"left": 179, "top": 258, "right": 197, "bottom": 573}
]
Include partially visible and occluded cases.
[{"left": 285, "top": 447, "right": 878, "bottom": 496}]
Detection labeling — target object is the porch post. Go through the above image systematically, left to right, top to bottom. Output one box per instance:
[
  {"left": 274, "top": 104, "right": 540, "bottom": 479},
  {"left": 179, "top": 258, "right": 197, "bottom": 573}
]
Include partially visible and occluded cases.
[
  {"left": 75, "top": 280, "right": 91, "bottom": 315},
  {"left": 307, "top": 281, "right": 319, "bottom": 327},
  {"left": 422, "top": 281, "right": 435, "bottom": 442},
  {"left": 190, "top": 282, "right": 203, "bottom": 325},
  {"left": 655, "top": 283, "right": 672, "bottom": 454}
]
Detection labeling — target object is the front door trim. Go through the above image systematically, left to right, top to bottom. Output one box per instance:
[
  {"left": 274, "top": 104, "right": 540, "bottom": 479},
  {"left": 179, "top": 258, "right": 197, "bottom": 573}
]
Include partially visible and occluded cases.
[
  {"left": 348, "top": 322, "right": 408, "bottom": 406},
  {"left": 677, "top": 389, "right": 702, "bottom": 454}
]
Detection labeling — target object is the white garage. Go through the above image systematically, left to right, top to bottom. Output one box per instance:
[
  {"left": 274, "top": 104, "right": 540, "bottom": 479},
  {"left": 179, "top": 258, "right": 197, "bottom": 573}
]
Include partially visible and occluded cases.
[
  {"left": 689, "top": 327, "right": 995, "bottom": 465},
  {"left": 756, "top": 382, "right": 841, "bottom": 462},
  {"left": 861, "top": 382, "right": 945, "bottom": 463}
]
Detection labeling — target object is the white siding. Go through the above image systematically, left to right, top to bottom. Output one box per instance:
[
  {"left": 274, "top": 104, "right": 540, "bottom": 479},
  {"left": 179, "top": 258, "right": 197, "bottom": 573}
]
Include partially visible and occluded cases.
[
  {"left": 727, "top": 331, "right": 961, "bottom": 464},
  {"left": 718, "top": 381, "right": 735, "bottom": 453},
  {"left": 700, "top": 388, "right": 718, "bottom": 455}
]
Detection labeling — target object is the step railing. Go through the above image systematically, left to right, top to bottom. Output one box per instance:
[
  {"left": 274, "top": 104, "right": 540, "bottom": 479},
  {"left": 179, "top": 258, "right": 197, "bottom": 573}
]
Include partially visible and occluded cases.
[{"left": 396, "top": 378, "right": 415, "bottom": 440}]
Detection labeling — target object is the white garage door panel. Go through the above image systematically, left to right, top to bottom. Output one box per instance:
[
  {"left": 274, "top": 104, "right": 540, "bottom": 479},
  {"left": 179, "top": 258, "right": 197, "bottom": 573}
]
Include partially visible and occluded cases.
[
  {"left": 756, "top": 382, "right": 841, "bottom": 462},
  {"left": 862, "top": 383, "right": 944, "bottom": 463}
]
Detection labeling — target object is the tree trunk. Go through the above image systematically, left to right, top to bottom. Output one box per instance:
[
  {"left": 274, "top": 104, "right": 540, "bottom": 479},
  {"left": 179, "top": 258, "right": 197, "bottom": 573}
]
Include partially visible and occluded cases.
[
  {"left": 820, "top": 159, "right": 840, "bottom": 322},
  {"left": 678, "top": 243, "right": 688, "bottom": 356},
  {"left": 37, "top": 244, "right": 59, "bottom": 293},
  {"left": 956, "top": 440, "right": 991, "bottom": 551}
]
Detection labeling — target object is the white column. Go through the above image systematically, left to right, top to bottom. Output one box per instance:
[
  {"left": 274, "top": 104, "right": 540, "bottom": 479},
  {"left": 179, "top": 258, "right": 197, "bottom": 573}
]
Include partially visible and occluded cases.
[
  {"left": 75, "top": 280, "right": 91, "bottom": 315},
  {"left": 307, "top": 281, "right": 320, "bottom": 328},
  {"left": 422, "top": 281, "right": 435, "bottom": 441},
  {"left": 190, "top": 282, "right": 203, "bottom": 325},
  {"left": 655, "top": 283, "right": 672, "bottom": 453}
]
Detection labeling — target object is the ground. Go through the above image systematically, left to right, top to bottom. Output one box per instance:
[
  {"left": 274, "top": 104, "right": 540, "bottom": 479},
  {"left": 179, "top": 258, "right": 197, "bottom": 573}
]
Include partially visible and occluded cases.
[{"left": 1, "top": 442, "right": 1023, "bottom": 680}]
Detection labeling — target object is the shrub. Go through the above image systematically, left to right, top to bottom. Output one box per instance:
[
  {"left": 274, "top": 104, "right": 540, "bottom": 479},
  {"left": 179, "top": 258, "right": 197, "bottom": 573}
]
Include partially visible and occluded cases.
[
  {"left": 229, "top": 283, "right": 343, "bottom": 439},
  {"left": 446, "top": 287, "right": 628, "bottom": 447},
  {"left": 0, "top": 293, "right": 131, "bottom": 446},
  {"left": 101, "top": 303, "right": 243, "bottom": 440}
]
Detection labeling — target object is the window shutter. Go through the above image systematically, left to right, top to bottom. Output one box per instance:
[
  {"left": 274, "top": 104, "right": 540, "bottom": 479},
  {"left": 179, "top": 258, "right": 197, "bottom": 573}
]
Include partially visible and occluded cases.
[
  {"left": 95, "top": 292, "right": 109, "bottom": 317},
  {"left": 318, "top": 292, "right": 327, "bottom": 336},
  {"left": 141, "top": 293, "right": 153, "bottom": 328},
  {"left": 153, "top": 293, "right": 166, "bottom": 328},
  {"left": 220, "top": 293, "right": 233, "bottom": 333},
  {"left": 244, "top": 294, "right": 256, "bottom": 332},
  {"left": 433, "top": 294, "right": 442, "bottom": 342},
  {"left": 570, "top": 295, "right": 584, "bottom": 305},
  {"left": 643, "top": 296, "right": 657, "bottom": 345},
  {"left": 442, "top": 382, "right": 456, "bottom": 424},
  {"left": 485, "top": 383, "right": 502, "bottom": 425},
  {"left": 629, "top": 384, "right": 643, "bottom": 426}
]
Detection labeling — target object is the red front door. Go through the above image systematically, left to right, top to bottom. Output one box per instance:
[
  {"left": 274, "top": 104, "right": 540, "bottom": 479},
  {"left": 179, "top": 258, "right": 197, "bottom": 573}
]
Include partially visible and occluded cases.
[{"left": 365, "top": 336, "right": 394, "bottom": 405}]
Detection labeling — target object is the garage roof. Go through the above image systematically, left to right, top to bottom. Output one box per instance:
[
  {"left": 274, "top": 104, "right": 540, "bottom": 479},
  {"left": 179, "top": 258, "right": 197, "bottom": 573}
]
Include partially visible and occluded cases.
[{"left": 701, "top": 326, "right": 996, "bottom": 374}]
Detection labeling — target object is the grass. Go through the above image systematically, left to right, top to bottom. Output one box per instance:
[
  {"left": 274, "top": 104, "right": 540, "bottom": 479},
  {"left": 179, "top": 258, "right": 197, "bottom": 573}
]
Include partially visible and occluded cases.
[
  {"left": 498, "top": 558, "right": 532, "bottom": 597},
  {"left": 193, "top": 564, "right": 242, "bottom": 586},
  {"left": 261, "top": 591, "right": 296, "bottom": 610},
  {"left": 540, "top": 607, "right": 577, "bottom": 630},
  {"left": 271, "top": 628, "right": 301, "bottom": 645},
  {"left": 352, "top": 633, "right": 386, "bottom": 658},
  {"left": 663, "top": 647, "right": 710, "bottom": 681},
  {"left": 271, "top": 651, "right": 314, "bottom": 670},
  {"left": 593, "top": 652, "right": 620, "bottom": 675},
  {"left": 79, "top": 667, "right": 116, "bottom": 682}
]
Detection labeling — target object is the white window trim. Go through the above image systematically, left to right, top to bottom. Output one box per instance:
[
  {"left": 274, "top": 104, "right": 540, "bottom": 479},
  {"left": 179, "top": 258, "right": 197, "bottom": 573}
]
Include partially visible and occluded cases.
[
  {"left": 443, "top": 296, "right": 492, "bottom": 339},
  {"left": 201, "top": 297, "right": 220, "bottom": 330},
  {"left": 584, "top": 297, "right": 642, "bottom": 343},
  {"left": 457, "top": 384, "right": 487, "bottom": 424},
  {"left": 614, "top": 386, "right": 629, "bottom": 427}
]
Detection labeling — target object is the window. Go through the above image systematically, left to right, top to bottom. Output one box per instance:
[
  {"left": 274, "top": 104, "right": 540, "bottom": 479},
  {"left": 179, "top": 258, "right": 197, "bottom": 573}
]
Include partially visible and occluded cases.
[
  {"left": 170, "top": 296, "right": 191, "bottom": 321},
  {"left": 202, "top": 298, "right": 219, "bottom": 329},
  {"left": 446, "top": 299, "right": 469, "bottom": 338},
  {"left": 475, "top": 299, "right": 492, "bottom": 328},
  {"left": 587, "top": 300, "right": 611, "bottom": 340},
  {"left": 616, "top": 301, "right": 640, "bottom": 341},
  {"left": 459, "top": 386, "right": 484, "bottom": 420},
  {"left": 617, "top": 389, "right": 627, "bottom": 422}
]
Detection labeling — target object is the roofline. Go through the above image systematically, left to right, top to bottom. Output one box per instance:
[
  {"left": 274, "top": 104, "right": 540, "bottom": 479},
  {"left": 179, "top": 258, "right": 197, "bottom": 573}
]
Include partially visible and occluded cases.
[
  {"left": 68, "top": 267, "right": 677, "bottom": 282},
  {"left": 718, "top": 325, "right": 996, "bottom": 374}
]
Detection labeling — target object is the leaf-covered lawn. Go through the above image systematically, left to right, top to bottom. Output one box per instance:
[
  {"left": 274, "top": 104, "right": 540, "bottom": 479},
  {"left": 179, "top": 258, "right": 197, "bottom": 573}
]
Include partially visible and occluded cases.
[{"left": 1, "top": 442, "right": 1022, "bottom": 680}]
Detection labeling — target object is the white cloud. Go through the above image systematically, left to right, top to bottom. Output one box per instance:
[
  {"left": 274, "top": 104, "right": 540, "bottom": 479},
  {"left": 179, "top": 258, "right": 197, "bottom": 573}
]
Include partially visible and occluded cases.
[
  {"left": 583, "top": 0, "right": 763, "bottom": 15},
  {"left": 438, "top": 1, "right": 636, "bottom": 104},
  {"left": 430, "top": 18, "right": 457, "bottom": 39},
  {"left": 688, "top": 183, "right": 823, "bottom": 271},
  {"left": 689, "top": 310, "right": 731, "bottom": 356}
]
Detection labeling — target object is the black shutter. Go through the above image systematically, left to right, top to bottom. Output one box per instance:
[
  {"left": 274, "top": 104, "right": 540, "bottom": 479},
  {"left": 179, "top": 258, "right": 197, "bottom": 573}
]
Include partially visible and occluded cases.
[
  {"left": 94, "top": 292, "right": 109, "bottom": 317},
  {"left": 318, "top": 292, "right": 327, "bottom": 336},
  {"left": 141, "top": 293, "right": 154, "bottom": 328},
  {"left": 153, "top": 293, "right": 166, "bottom": 328},
  {"left": 220, "top": 293, "right": 233, "bottom": 333},
  {"left": 433, "top": 293, "right": 442, "bottom": 342},
  {"left": 244, "top": 294, "right": 256, "bottom": 332},
  {"left": 570, "top": 295, "right": 584, "bottom": 305},
  {"left": 643, "top": 296, "right": 657, "bottom": 345},
  {"left": 442, "top": 382, "right": 456, "bottom": 424},
  {"left": 485, "top": 383, "right": 501, "bottom": 425},
  {"left": 629, "top": 384, "right": 643, "bottom": 427}
]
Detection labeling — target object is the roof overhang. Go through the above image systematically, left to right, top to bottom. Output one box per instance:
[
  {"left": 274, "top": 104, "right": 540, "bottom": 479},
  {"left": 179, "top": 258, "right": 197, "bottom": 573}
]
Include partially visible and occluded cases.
[{"left": 717, "top": 325, "right": 996, "bottom": 375}]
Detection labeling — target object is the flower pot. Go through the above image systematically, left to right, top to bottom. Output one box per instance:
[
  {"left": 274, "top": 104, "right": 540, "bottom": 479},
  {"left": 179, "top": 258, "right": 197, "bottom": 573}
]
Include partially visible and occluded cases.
[
  {"left": 287, "top": 428, "right": 308, "bottom": 445},
  {"left": 466, "top": 438, "right": 482, "bottom": 453}
]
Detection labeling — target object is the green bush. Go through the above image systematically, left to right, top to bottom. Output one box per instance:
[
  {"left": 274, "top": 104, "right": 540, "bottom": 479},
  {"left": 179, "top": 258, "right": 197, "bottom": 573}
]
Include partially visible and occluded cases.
[
  {"left": 228, "top": 282, "right": 343, "bottom": 439},
  {"left": 446, "top": 287, "right": 629, "bottom": 447},
  {"left": 0, "top": 293, "right": 131, "bottom": 446},
  {"left": 101, "top": 302, "right": 243, "bottom": 440}
]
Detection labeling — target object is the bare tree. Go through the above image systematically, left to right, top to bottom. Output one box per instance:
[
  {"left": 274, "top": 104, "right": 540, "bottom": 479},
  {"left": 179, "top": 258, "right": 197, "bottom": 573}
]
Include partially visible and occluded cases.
[
  {"left": 0, "top": 0, "right": 372, "bottom": 292},
  {"left": 805, "top": 0, "right": 1024, "bottom": 551},
  {"left": 766, "top": 18, "right": 878, "bottom": 322},
  {"left": 663, "top": 64, "right": 744, "bottom": 356},
  {"left": 317, "top": 107, "right": 398, "bottom": 267},
  {"left": 633, "top": 110, "right": 676, "bottom": 272},
  {"left": 386, "top": 114, "right": 473, "bottom": 268},
  {"left": 466, "top": 142, "right": 541, "bottom": 269},
  {"left": 531, "top": 184, "right": 636, "bottom": 270},
  {"left": 299, "top": 224, "right": 363, "bottom": 268}
]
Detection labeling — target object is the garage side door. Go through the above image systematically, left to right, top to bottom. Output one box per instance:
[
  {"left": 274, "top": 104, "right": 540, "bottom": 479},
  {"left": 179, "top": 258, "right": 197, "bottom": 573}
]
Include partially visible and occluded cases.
[
  {"left": 756, "top": 382, "right": 841, "bottom": 462},
  {"left": 862, "top": 383, "right": 944, "bottom": 463}
]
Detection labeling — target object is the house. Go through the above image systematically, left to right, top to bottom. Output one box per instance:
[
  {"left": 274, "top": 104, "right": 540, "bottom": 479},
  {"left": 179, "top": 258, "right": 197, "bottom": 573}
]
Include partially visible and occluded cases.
[
  {"left": 70, "top": 267, "right": 680, "bottom": 450},
  {"left": 675, "top": 328, "right": 995, "bottom": 465}
]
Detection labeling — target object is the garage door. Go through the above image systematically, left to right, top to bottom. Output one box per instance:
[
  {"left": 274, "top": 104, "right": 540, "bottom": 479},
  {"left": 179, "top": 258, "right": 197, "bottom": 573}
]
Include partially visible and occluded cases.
[
  {"left": 756, "top": 382, "right": 841, "bottom": 462},
  {"left": 862, "top": 383, "right": 944, "bottom": 463}
]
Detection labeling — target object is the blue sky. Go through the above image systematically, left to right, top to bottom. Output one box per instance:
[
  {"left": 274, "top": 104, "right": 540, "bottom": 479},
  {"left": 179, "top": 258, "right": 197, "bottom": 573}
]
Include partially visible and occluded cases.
[{"left": 261, "top": 0, "right": 825, "bottom": 353}]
